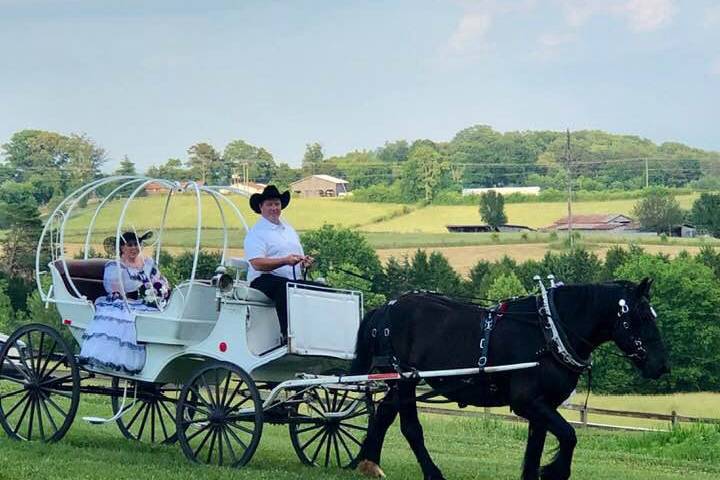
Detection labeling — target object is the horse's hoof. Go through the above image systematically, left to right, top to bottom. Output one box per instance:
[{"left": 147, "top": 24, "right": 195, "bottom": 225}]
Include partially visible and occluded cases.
[
  {"left": 357, "top": 460, "right": 386, "bottom": 478},
  {"left": 540, "top": 463, "right": 570, "bottom": 480}
]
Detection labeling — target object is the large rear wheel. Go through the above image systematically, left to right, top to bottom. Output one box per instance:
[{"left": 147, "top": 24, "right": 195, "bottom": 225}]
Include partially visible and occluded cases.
[
  {"left": 0, "top": 323, "right": 80, "bottom": 442},
  {"left": 176, "top": 362, "right": 263, "bottom": 467},
  {"left": 289, "top": 385, "right": 373, "bottom": 468}
]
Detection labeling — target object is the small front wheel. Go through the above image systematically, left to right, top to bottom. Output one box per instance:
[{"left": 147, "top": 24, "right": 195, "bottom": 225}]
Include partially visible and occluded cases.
[
  {"left": 0, "top": 323, "right": 80, "bottom": 442},
  {"left": 176, "top": 361, "right": 263, "bottom": 467},
  {"left": 111, "top": 378, "right": 182, "bottom": 444},
  {"left": 289, "top": 386, "right": 373, "bottom": 468}
]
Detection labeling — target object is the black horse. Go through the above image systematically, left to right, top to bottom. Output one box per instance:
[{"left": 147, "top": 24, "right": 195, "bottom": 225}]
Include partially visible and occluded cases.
[{"left": 350, "top": 279, "right": 669, "bottom": 480}]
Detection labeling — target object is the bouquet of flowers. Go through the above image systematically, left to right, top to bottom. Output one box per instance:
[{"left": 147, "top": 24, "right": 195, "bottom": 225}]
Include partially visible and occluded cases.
[{"left": 138, "top": 269, "right": 171, "bottom": 309}]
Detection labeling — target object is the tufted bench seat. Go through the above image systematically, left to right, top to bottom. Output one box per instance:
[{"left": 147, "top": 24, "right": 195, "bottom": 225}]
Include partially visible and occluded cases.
[{"left": 53, "top": 259, "right": 109, "bottom": 302}]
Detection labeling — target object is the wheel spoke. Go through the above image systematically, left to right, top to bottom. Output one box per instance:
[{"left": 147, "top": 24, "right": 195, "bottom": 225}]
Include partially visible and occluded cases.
[
  {"left": 25, "top": 333, "right": 36, "bottom": 374},
  {"left": 37, "top": 340, "right": 58, "bottom": 378},
  {"left": 219, "top": 371, "right": 232, "bottom": 407},
  {"left": 0, "top": 373, "right": 27, "bottom": 385},
  {"left": 39, "top": 374, "right": 73, "bottom": 388},
  {"left": 200, "top": 374, "right": 216, "bottom": 408},
  {"left": 224, "top": 378, "right": 246, "bottom": 407},
  {"left": 189, "top": 385, "right": 214, "bottom": 411},
  {"left": 0, "top": 386, "right": 28, "bottom": 400},
  {"left": 3, "top": 391, "right": 30, "bottom": 418},
  {"left": 12, "top": 393, "right": 32, "bottom": 435},
  {"left": 27, "top": 395, "right": 36, "bottom": 440},
  {"left": 44, "top": 395, "right": 68, "bottom": 419},
  {"left": 36, "top": 396, "right": 46, "bottom": 441},
  {"left": 38, "top": 396, "right": 59, "bottom": 436},
  {"left": 135, "top": 401, "right": 152, "bottom": 440},
  {"left": 150, "top": 401, "right": 157, "bottom": 443},
  {"left": 156, "top": 401, "right": 170, "bottom": 442},
  {"left": 181, "top": 401, "right": 211, "bottom": 418},
  {"left": 124, "top": 402, "right": 147, "bottom": 432},
  {"left": 185, "top": 421, "right": 211, "bottom": 442},
  {"left": 224, "top": 421, "right": 249, "bottom": 451},
  {"left": 227, "top": 421, "right": 256, "bottom": 436},
  {"left": 339, "top": 422, "right": 368, "bottom": 433},
  {"left": 295, "top": 423, "right": 324, "bottom": 435},
  {"left": 300, "top": 425, "right": 327, "bottom": 451},
  {"left": 192, "top": 426, "right": 214, "bottom": 458},
  {"left": 336, "top": 426, "right": 355, "bottom": 460},
  {"left": 338, "top": 426, "right": 363, "bottom": 446},
  {"left": 206, "top": 427, "right": 218, "bottom": 464},
  {"left": 220, "top": 427, "right": 239, "bottom": 464},
  {"left": 323, "top": 429, "right": 332, "bottom": 467},
  {"left": 309, "top": 431, "right": 329, "bottom": 464},
  {"left": 333, "top": 432, "right": 342, "bottom": 467}
]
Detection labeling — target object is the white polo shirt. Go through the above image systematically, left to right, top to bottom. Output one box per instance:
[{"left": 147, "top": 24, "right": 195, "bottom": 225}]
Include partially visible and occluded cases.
[{"left": 244, "top": 216, "right": 304, "bottom": 283}]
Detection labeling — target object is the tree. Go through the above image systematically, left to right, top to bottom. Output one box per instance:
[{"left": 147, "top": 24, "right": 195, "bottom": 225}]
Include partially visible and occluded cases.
[
  {"left": 64, "top": 133, "right": 107, "bottom": 189},
  {"left": 223, "top": 140, "right": 277, "bottom": 183},
  {"left": 376, "top": 140, "right": 409, "bottom": 163},
  {"left": 302, "top": 142, "right": 324, "bottom": 173},
  {"left": 186, "top": 143, "right": 222, "bottom": 183},
  {"left": 400, "top": 143, "right": 449, "bottom": 203},
  {"left": 115, "top": 155, "right": 137, "bottom": 176},
  {"left": 146, "top": 158, "right": 188, "bottom": 181},
  {"left": 0, "top": 183, "right": 43, "bottom": 280},
  {"left": 633, "top": 188, "right": 684, "bottom": 234},
  {"left": 478, "top": 190, "right": 507, "bottom": 227},
  {"left": 691, "top": 193, "right": 720, "bottom": 237},
  {"left": 486, "top": 272, "right": 527, "bottom": 301}
]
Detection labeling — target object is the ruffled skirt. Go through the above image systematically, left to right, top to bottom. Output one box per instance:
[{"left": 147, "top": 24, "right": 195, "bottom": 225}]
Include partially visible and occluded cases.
[{"left": 78, "top": 296, "right": 159, "bottom": 375}]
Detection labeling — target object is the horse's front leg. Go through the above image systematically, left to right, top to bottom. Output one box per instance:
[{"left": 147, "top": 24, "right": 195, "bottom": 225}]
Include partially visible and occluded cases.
[
  {"left": 397, "top": 382, "right": 446, "bottom": 480},
  {"left": 355, "top": 385, "right": 400, "bottom": 478},
  {"left": 515, "top": 398, "right": 576, "bottom": 480},
  {"left": 521, "top": 422, "right": 547, "bottom": 480}
]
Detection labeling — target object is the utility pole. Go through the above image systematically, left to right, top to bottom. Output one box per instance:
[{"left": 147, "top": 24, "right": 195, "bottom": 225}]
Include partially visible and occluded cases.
[{"left": 566, "top": 129, "right": 574, "bottom": 249}]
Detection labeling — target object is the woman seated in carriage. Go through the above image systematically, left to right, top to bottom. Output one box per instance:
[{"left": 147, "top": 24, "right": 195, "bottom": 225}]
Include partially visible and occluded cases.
[{"left": 78, "top": 231, "right": 170, "bottom": 374}]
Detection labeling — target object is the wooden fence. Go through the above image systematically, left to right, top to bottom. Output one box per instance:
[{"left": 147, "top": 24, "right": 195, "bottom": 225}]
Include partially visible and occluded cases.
[{"left": 418, "top": 403, "right": 720, "bottom": 433}]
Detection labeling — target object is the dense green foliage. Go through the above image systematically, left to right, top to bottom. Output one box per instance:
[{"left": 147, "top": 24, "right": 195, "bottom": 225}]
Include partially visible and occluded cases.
[
  {"left": 633, "top": 188, "right": 684, "bottom": 233},
  {"left": 478, "top": 190, "right": 507, "bottom": 227},
  {"left": 691, "top": 193, "right": 720, "bottom": 237}
]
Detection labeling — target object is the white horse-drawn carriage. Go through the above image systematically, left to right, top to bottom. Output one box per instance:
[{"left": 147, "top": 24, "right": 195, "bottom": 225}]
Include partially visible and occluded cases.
[
  {"left": 0, "top": 176, "right": 375, "bottom": 468},
  {"left": 0, "top": 176, "right": 539, "bottom": 470}
]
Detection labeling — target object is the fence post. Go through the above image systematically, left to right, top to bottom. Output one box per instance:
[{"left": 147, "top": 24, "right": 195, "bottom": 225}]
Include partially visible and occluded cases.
[
  {"left": 580, "top": 406, "right": 588, "bottom": 427},
  {"left": 671, "top": 410, "right": 678, "bottom": 429}
]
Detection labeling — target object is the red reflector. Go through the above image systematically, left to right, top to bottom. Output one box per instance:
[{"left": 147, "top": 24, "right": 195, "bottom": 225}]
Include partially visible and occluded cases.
[
  {"left": 63, "top": 319, "right": 72, "bottom": 325},
  {"left": 219, "top": 342, "right": 227, "bottom": 353},
  {"left": 367, "top": 373, "right": 400, "bottom": 381}
]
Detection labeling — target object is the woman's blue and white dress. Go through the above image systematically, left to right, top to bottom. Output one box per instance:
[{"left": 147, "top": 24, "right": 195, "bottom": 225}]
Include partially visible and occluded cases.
[{"left": 78, "top": 258, "right": 166, "bottom": 374}]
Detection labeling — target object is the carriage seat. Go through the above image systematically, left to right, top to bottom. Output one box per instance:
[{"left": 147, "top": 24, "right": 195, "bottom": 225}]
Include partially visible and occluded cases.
[
  {"left": 53, "top": 259, "right": 109, "bottom": 302},
  {"left": 233, "top": 282, "right": 273, "bottom": 304}
]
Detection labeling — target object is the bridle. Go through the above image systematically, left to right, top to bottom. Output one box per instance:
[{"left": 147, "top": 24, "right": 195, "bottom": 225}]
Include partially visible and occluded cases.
[{"left": 611, "top": 297, "right": 656, "bottom": 363}]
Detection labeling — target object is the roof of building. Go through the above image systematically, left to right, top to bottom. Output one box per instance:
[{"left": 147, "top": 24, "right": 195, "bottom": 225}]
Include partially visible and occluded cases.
[
  {"left": 290, "top": 174, "right": 349, "bottom": 186},
  {"left": 553, "top": 214, "right": 633, "bottom": 225}
]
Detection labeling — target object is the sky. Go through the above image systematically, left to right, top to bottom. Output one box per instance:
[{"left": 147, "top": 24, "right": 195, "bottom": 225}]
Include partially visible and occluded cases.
[{"left": 1, "top": 0, "right": 719, "bottom": 172}]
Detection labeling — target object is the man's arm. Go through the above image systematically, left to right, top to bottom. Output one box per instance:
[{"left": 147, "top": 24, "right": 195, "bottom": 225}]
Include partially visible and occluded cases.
[{"left": 249, "top": 254, "right": 304, "bottom": 272}]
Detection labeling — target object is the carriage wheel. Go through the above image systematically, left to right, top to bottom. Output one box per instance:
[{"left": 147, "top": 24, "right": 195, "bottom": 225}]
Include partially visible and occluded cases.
[
  {"left": 0, "top": 323, "right": 80, "bottom": 442},
  {"left": 176, "top": 362, "right": 263, "bottom": 467},
  {"left": 111, "top": 378, "right": 182, "bottom": 444},
  {"left": 289, "top": 386, "right": 373, "bottom": 468}
]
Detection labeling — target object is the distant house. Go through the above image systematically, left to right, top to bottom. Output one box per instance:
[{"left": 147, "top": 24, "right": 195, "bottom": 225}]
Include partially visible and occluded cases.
[
  {"left": 290, "top": 174, "right": 350, "bottom": 198},
  {"left": 145, "top": 182, "right": 170, "bottom": 195},
  {"left": 462, "top": 186, "right": 541, "bottom": 196},
  {"left": 549, "top": 214, "right": 637, "bottom": 232},
  {"left": 446, "top": 224, "right": 535, "bottom": 233}
]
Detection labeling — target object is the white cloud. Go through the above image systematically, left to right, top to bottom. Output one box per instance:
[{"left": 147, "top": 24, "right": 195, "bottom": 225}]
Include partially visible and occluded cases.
[
  {"left": 558, "top": 0, "right": 676, "bottom": 32},
  {"left": 621, "top": 0, "right": 676, "bottom": 31},
  {"left": 703, "top": 5, "right": 720, "bottom": 28},
  {"left": 448, "top": 11, "right": 493, "bottom": 52},
  {"left": 535, "top": 32, "right": 577, "bottom": 59}
]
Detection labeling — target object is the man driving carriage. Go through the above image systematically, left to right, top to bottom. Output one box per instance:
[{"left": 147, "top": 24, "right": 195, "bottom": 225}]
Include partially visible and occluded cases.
[{"left": 244, "top": 185, "right": 315, "bottom": 341}]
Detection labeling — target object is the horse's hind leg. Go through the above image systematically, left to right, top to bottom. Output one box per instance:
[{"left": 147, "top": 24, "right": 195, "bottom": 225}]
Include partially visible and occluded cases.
[
  {"left": 397, "top": 382, "right": 446, "bottom": 480},
  {"left": 356, "top": 386, "right": 400, "bottom": 477},
  {"left": 521, "top": 422, "right": 548, "bottom": 480}
]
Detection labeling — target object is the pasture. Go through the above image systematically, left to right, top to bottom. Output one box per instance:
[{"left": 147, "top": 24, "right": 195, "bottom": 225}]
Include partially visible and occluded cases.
[{"left": 0, "top": 392, "right": 718, "bottom": 480}]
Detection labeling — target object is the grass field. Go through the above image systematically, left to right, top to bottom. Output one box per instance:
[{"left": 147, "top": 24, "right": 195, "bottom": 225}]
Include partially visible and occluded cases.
[
  {"left": 361, "top": 195, "right": 698, "bottom": 233},
  {"left": 0, "top": 392, "right": 718, "bottom": 480}
]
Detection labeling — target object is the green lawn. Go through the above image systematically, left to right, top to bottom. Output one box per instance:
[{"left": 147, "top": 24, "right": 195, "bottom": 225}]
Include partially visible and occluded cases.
[{"left": 0, "top": 392, "right": 718, "bottom": 480}]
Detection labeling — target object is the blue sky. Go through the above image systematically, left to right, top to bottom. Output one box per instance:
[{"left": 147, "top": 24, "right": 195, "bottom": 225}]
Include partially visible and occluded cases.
[{"left": 1, "top": 0, "right": 718, "bottom": 171}]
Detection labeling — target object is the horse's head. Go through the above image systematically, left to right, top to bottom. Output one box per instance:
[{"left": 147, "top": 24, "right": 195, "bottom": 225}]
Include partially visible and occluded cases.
[{"left": 612, "top": 278, "right": 669, "bottom": 379}]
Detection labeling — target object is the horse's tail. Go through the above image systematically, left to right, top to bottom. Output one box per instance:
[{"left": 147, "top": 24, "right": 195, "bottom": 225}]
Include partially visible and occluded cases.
[{"left": 350, "top": 307, "right": 380, "bottom": 374}]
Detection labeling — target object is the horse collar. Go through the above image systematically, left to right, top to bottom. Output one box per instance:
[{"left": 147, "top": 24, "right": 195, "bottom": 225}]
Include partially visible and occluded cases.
[{"left": 536, "top": 281, "right": 591, "bottom": 373}]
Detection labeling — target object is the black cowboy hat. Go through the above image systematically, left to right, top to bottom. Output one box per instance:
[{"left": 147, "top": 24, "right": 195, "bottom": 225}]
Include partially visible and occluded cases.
[{"left": 249, "top": 185, "right": 291, "bottom": 214}]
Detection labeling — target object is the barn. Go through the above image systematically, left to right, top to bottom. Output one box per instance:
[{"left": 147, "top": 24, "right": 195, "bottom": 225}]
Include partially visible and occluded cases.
[{"left": 289, "top": 174, "right": 350, "bottom": 198}]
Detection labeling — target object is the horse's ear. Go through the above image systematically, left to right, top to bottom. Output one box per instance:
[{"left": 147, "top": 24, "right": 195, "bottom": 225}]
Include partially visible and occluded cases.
[{"left": 637, "top": 277, "right": 653, "bottom": 298}]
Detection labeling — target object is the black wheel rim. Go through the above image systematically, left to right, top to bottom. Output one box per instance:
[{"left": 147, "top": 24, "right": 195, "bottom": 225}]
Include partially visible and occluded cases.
[
  {"left": 0, "top": 324, "right": 80, "bottom": 442},
  {"left": 177, "top": 363, "right": 263, "bottom": 467},
  {"left": 111, "top": 378, "right": 182, "bottom": 444},
  {"left": 289, "top": 386, "right": 372, "bottom": 468}
]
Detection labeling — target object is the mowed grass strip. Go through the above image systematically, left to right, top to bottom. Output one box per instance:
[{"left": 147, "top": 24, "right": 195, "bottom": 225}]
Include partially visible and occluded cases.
[
  {"left": 63, "top": 195, "right": 406, "bottom": 233},
  {"left": 361, "top": 195, "right": 699, "bottom": 233},
  {"left": 0, "top": 393, "right": 718, "bottom": 480}
]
